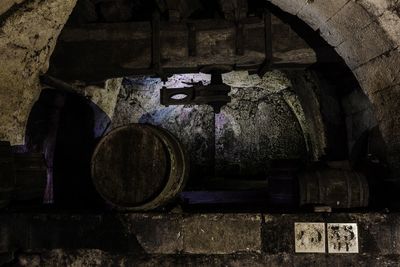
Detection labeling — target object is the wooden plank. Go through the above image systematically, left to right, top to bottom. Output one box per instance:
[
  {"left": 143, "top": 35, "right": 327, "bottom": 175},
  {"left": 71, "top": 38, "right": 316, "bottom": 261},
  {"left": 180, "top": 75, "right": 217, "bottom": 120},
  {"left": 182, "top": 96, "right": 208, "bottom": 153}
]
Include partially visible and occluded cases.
[{"left": 48, "top": 16, "right": 338, "bottom": 82}]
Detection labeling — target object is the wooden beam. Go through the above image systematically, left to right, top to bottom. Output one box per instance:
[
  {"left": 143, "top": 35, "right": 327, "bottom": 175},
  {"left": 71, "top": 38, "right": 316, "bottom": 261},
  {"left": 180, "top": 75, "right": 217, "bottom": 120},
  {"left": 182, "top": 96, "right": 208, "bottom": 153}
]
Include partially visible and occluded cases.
[{"left": 48, "top": 16, "right": 338, "bottom": 82}]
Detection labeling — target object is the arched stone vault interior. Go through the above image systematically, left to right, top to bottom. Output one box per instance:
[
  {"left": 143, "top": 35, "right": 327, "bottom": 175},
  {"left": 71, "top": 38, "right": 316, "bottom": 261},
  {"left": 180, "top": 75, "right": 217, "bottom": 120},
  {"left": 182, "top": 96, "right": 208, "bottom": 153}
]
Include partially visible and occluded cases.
[
  {"left": 0, "top": 0, "right": 399, "bottom": 175},
  {"left": 268, "top": 0, "right": 400, "bottom": 176}
]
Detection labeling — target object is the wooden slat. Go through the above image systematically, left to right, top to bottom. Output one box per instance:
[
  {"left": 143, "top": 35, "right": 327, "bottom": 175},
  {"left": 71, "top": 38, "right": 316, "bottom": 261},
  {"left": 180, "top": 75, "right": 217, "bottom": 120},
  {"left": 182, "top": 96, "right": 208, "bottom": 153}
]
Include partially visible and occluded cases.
[
  {"left": 48, "top": 15, "right": 338, "bottom": 82},
  {"left": 91, "top": 124, "right": 169, "bottom": 206}
]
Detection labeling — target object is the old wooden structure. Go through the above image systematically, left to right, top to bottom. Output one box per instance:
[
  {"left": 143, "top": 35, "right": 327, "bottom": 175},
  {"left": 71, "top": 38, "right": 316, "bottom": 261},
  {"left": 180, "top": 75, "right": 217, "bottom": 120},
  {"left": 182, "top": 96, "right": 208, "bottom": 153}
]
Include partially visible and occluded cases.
[{"left": 91, "top": 124, "right": 188, "bottom": 210}]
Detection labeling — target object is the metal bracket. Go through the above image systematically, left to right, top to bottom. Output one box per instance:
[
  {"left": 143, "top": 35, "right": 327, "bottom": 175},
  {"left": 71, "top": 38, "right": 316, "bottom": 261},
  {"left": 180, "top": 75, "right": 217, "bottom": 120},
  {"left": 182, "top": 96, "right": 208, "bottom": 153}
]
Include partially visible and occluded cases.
[
  {"left": 160, "top": 73, "right": 231, "bottom": 113},
  {"left": 161, "top": 86, "right": 195, "bottom": 106}
]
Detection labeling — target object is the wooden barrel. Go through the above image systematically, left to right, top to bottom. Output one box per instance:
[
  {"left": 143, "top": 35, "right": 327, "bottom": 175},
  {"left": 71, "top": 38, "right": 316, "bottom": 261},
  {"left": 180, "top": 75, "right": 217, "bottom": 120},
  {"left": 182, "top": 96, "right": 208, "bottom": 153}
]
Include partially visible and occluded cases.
[
  {"left": 91, "top": 124, "right": 188, "bottom": 210},
  {"left": 0, "top": 141, "right": 47, "bottom": 208},
  {"left": 298, "top": 168, "right": 369, "bottom": 208}
]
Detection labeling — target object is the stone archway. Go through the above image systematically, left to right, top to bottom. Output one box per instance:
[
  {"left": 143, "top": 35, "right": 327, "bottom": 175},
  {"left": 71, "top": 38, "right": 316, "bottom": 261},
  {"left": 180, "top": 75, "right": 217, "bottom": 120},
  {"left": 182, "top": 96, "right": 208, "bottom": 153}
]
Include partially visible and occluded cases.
[
  {"left": 0, "top": 0, "right": 399, "bottom": 174},
  {"left": 0, "top": 0, "right": 77, "bottom": 144},
  {"left": 266, "top": 0, "right": 400, "bottom": 176}
]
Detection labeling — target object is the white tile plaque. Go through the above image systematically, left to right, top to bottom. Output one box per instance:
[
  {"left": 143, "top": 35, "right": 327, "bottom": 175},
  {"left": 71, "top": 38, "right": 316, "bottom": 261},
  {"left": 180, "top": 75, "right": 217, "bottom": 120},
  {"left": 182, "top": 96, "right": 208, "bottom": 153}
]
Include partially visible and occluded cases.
[
  {"left": 294, "top": 222, "right": 325, "bottom": 253},
  {"left": 327, "top": 223, "right": 359, "bottom": 253}
]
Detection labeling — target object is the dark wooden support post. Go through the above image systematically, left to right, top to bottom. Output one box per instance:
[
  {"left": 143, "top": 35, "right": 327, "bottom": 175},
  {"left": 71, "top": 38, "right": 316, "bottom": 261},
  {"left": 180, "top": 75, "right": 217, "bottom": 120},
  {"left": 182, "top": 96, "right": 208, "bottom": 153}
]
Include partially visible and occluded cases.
[
  {"left": 258, "top": 9, "right": 273, "bottom": 77},
  {"left": 152, "top": 12, "right": 165, "bottom": 81},
  {"left": 235, "top": 21, "right": 244, "bottom": 56},
  {"left": 187, "top": 23, "right": 197, "bottom": 57}
]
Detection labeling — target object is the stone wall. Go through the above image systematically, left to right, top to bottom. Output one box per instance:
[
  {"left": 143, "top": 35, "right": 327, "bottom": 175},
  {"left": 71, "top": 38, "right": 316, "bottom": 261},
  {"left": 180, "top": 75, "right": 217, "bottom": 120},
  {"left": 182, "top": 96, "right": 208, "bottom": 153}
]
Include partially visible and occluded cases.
[
  {"left": 0, "top": 0, "right": 77, "bottom": 145},
  {"left": 0, "top": 0, "right": 399, "bottom": 174},
  {"left": 0, "top": 0, "right": 25, "bottom": 17},
  {"left": 265, "top": 0, "right": 400, "bottom": 176},
  {"left": 110, "top": 71, "right": 327, "bottom": 183},
  {"left": 342, "top": 89, "right": 378, "bottom": 155},
  {"left": 2, "top": 212, "right": 400, "bottom": 266}
]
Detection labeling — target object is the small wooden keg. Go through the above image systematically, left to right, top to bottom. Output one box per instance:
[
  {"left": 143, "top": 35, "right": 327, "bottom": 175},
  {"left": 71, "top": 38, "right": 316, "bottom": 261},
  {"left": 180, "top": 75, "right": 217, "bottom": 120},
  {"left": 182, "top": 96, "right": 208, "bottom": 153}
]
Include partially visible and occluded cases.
[
  {"left": 91, "top": 124, "right": 188, "bottom": 210},
  {"left": 298, "top": 168, "right": 369, "bottom": 208}
]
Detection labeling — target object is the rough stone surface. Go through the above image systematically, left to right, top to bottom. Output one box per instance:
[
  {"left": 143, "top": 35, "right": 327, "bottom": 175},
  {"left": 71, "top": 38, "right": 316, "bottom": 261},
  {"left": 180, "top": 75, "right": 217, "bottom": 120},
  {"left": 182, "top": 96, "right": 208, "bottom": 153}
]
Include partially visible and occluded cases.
[
  {"left": 0, "top": 0, "right": 77, "bottom": 145},
  {"left": 0, "top": 0, "right": 25, "bottom": 17},
  {"left": 262, "top": 0, "right": 400, "bottom": 176},
  {"left": 268, "top": 0, "right": 308, "bottom": 16},
  {"left": 297, "top": 0, "right": 350, "bottom": 30},
  {"left": 356, "top": 0, "right": 399, "bottom": 16},
  {"left": 357, "top": 0, "right": 400, "bottom": 48},
  {"left": 320, "top": 1, "right": 373, "bottom": 47},
  {"left": 378, "top": 9, "right": 400, "bottom": 45},
  {"left": 335, "top": 21, "right": 394, "bottom": 69},
  {"left": 354, "top": 48, "right": 400, "bottom": 93},
  {"left": 283, "top": 70, "right": 328, "bottom": 160},
  {"left": 110, "top": 71, "right": 324, "bottom": 181},
  {"left": 217, "top": 71, "right": 309, "bottom": 176},
  {"left": 75, "top": 78, "right": 123, "bottom": 120},
  {"left": 369, "top": 85, "right": 400, "bottom": 174},
  {"left": 370, "top": 85, "right": 400, "bottom": 138},
  {"left": 215, "top": 87, "right": 306, "bottom": 176},
  {"left": 1, "top": 212, "right": 400, "bottom": 266},
  {"left": 120, "top": 213, "right": 262, "bottom": 255},
  {"left": 121, "top": 213, "right": 184, "bottom": 254},
  {"left": 262, "top": 213, "right": 400, "bottom": 255},
  {"left": 183, "top": 214, "right": 262, "bottom": 254},
  {"left": 13, "top": 251, "right": 400, "bottom": 267}
]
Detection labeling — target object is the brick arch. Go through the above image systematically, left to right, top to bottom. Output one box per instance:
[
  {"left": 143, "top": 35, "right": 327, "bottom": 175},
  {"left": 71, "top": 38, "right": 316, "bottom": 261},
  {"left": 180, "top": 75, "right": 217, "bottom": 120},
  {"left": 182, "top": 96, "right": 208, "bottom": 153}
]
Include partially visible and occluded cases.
[{"left": 266, "top": 0, "right": 400, "bottom": 176}]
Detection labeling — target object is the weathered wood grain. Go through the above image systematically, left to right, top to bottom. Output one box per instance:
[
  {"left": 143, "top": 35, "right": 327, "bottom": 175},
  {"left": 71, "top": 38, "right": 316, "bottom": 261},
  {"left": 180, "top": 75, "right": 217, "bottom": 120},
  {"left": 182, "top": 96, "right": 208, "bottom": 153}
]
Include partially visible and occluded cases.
[
  {"left": 48, "top": 14, "right": 338, "bottom": 81},
  {"left": 91, "top": 124, "right": 188, "bottom": 210},
  {"left": 298, "top": 168, "right": 369, "bottom": 208}
]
